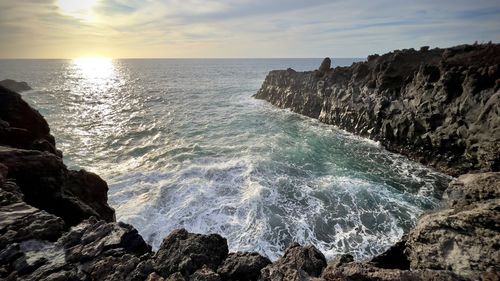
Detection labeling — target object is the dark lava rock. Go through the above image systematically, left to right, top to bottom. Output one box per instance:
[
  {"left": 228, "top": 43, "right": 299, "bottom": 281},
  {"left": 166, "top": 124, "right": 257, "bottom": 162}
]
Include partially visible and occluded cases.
[
  {"left": 255, "top": 43, "right": 500, "bottom": 176},
  {"left": 316, "top": 57, "right": 332, "bottom": 77},
  {"left": 0, "top": 80, "right": 31, "bottom": 92},
  {"left": 0, "top": 85, "right": 59, "bottom": 156},
  {"left": 0, "top": 146, "right": 115, "bottom": 226},
  {"left": 0, "top": 183, "right": 65, "bottom": 249},
  {"left": 2, "top": 217, "right": 152, "bottom": 281},
  {"left": 154, "top": 228, "right": 229, "bottom": 277},
  {"left": 370, "top": 240, "right": 410, "bottom": 270},
  {"left": 260, "top": 243, "right": 327, "bottom": 281},
  {"left": 217, "top": 252, "right": 271, "bottom": 281},
  {"left": 321, "top": 262, "right": 465, "bottom": 281},
  {"left": 190, "top": 265, "right": 221, "bottom": 281}
]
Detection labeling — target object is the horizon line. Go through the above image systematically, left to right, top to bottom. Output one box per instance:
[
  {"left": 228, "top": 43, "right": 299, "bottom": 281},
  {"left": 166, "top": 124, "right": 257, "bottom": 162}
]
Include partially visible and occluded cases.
[{"left": 0, "top": 57, "right": 367, "bottom": 60}]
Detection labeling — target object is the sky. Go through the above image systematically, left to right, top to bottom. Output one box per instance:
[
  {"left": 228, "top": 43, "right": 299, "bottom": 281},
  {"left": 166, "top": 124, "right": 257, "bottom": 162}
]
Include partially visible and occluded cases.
[{"left": 0, "top": 0, "right": 499, "bottom": 58}]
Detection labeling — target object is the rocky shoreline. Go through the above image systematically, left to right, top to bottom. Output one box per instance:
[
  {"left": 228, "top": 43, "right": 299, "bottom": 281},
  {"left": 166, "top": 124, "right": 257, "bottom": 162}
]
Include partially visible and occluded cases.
[
  {"left": 255, "top": 43, "right": 500, "bottom": 177},
  {"left": 1, "top": 44, "right": 499, "bottom": 281}
]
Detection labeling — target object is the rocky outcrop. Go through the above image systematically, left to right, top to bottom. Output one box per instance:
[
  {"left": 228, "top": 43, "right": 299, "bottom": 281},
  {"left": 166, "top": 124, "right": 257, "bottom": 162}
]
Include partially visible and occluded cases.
[
  {"left": 255, "top": 43, "right": 500, "bottom": 176},
  {"left": 0, "top": 80, "right": 31, "bottom": 93},
  {"left": 0, "top": 85, "right": 59, "bottom": 156},
  {"left": 405, "top": 172, "right": 500, "bottom": 279},
  {"left": 153, "top": 228, "right": 228, "bottom": 277},
  {"left": 260, "top": 243, "right": 327, "bottom": 281},
  {"left": 217, "top": 252, "right": 271, "bottom": 281}
]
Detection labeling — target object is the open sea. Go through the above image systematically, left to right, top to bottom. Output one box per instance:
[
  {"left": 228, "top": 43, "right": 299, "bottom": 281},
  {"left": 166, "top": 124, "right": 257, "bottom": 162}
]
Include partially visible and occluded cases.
[{"left": 0, "top": 58, "right": 451, "bottom": 261}]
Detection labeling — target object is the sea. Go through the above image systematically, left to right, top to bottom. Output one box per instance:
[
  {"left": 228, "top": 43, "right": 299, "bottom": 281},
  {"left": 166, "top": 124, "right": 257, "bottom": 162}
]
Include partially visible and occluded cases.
[{"left": 0, "top": 58, "right": 451, "bottom": 261}]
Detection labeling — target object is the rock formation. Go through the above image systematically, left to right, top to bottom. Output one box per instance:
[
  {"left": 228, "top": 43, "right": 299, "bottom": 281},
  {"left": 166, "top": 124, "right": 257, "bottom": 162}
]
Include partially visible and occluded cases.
[
  {"left": 255, "top": 43, "right": 500, "bottom": 176},
  {"left": 0, "top": 80, "right": 31, "bottom": 93}
]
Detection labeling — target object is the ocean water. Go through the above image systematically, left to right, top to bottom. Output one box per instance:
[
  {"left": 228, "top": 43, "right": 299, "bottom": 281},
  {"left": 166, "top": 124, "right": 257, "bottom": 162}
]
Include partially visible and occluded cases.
[{"left": 0, "top": 58, "right": 450, "bottom": 261}]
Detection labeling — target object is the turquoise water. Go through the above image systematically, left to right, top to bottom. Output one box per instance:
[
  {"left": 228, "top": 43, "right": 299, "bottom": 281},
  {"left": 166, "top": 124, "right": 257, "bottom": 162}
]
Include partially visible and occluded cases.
[{"left": 0, "top": 58, "right": 450, "bottom": 260}]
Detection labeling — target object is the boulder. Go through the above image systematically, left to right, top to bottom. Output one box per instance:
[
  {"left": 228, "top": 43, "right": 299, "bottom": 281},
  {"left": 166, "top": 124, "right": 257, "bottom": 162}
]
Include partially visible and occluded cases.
[
  {"left": 318, "top": 58, "right": 331, "bottom": 74},
  {"left": 0, "top": 85, "right": 58, "bottom": 156},
  {"left": 0, "top": 146, "right": 115, "bottom": 226},
  {"left": 154, "top": 229, "right": 228, "bottom": 277},
  {"left": 260, "top": 243, "right": 327, "bottom": 281},
  {"left": 217, "top": 252, "right": 271, "bottom": 281},
  {"left": 190, "top": 265, "right": 221, "bottom": 281}
]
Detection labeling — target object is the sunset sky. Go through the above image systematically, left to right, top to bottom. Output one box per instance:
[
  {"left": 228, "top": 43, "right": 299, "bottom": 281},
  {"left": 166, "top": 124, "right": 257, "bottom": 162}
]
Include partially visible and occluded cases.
[{"left": 1, "top": 0, "right": 499, "bottom": 58}]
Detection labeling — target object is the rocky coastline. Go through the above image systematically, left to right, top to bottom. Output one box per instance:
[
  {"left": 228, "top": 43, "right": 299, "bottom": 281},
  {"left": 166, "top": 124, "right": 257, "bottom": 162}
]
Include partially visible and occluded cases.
[
  {"left": 1, "top": 42, "right": 499, "bottom": 281},
  {"left": 254, "top": 43, "right": 500, "bottom": 177}
]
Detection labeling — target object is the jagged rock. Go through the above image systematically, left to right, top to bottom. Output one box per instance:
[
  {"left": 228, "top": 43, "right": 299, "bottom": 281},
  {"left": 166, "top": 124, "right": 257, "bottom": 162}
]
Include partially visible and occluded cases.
[
  {"left": 255, "top": 43, "right": 500, "bottom": 176},
  {"left": 316, "top": 58, "right": 332, "bottom": 77},
  {"left": 0, "top": 80, "right": 31, "bottom": 92},
  {"left": 0, "top": 85, "right": 59, "bottom": 156},
  {"left": 0, "top": 146, "right": 115, "bottom": 226},
  {"left": 405, "top": 172, "right": 500, "bottom": 280},
  {"left": 443, "top": 172, "right": 500, "bottom": 207},
  {"left": 0, "top": 187, "right": 65, "bottom": 249},
  {"left": 1, "top": 217, "right": 152, "bottom": 281},
  {"left": 154, "top": 229, "right": 228, "bottom": 277},
  {"left": 369, "top": 240, "right": 409, "bottom": 270},
  {"left": 260, "top": 243, "right": 327, "bottom": 281},
  {"left": 217, "top": 252, "right": 271, "bottom": 281},
  {"left": 325, "top": 254, "right": 354, "bottom": 270},
  {"left": 321, "top": 262, "right": 465, "bottom": 281},
  {"left": 190, "top": 265, "right": 221, "bottom": 281},
  {"left": 149, "top": 272, "right": 167, "bottom": 281},
  {"left": 166, "top": 272, "right": 187, "bottom": 281}
]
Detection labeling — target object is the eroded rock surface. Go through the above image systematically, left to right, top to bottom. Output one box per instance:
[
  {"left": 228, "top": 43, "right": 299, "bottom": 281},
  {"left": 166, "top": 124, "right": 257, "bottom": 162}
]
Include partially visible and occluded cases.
[
  {"left": 255, "top": 43, "right": 500, "bottom": 176},
  {"left": 406, "top": 173, "right": 500, "bottom": 280},
  {"left": 153, "top": 228, "right": 228, "bottom": 277},
  {"left": 260, "top": 243, "right": 327, "bottom": 281},
  {"left": 217, "top": 252, "right": 271, "bottom": 281}
]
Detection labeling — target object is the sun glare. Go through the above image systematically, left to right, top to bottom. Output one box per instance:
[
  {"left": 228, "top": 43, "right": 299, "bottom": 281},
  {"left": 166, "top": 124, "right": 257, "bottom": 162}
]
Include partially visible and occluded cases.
[
  {"left": 57, "top": 0, "right": 100, "bottom": 21},
  {"left": 72, "top": 57, "right": 115, "bottom": 84}
]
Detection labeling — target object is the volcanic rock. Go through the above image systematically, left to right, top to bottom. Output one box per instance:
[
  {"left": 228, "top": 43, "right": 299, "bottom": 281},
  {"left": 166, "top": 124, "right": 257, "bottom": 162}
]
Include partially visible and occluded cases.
[
  {"left": 254, "top": 43, "right": 500, "bottom": 176},
  {"left": 0, "top": 80, "right": 31, "bottom": 92},
  {"left": 0, "top": 85, "right": 59, "bottom": 156},
  {"left": 154, "top": 228, "right": 229, "bottom": 277},
  {"left": 260, "top": 243, "right": 327, "bottom": 281},
  {"left": 217, "top": 252, "right": 271, "bottom": 281}
]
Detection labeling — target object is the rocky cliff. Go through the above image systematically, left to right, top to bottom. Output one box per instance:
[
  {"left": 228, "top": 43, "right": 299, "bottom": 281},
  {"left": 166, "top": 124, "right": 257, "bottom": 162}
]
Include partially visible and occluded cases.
[
  {"left": 255, "top": 43, "right": 500, "bottom": 176},
  {"left": 1, "top": 73, "right": 499, "bottom": 281}
]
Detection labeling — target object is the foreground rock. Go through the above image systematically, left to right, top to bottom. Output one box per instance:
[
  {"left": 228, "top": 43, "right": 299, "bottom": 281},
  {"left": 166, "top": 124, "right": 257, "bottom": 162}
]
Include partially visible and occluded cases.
[
  {"left": 255, "top": 43, "right": 500, "bottom": 176},
  {"left": 0, "top": 80, "right": 31, "bottom": 93},
  {"left": 406, "top": 172, "right": 500, "bottom": 279},
  {"left": 153, "top": 228, "right": 228, "bottom": 277},
  {"left": 260, "top": 243, "right": 327, "bottom": 281},
  {"left": 218, "top": 252, "right": 271, "bottom": 281}
]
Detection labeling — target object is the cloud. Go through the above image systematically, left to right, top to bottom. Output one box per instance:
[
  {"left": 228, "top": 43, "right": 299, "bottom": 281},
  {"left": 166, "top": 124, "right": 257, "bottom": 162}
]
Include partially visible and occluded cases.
[{"left": 0, "top": 0, "right": 499, "bottom": 58}]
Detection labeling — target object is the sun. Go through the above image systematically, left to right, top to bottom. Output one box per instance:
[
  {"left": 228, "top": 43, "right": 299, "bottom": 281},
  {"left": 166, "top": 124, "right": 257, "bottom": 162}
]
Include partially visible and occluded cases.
[{"left": 56, "top": 0, "right": 100, "bottom": 21}]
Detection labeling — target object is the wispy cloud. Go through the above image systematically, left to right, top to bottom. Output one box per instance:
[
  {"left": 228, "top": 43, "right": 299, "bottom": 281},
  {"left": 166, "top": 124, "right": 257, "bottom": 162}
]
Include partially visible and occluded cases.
[{"left": 0, "top": 0, "right": 499, "bottom": 58}]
